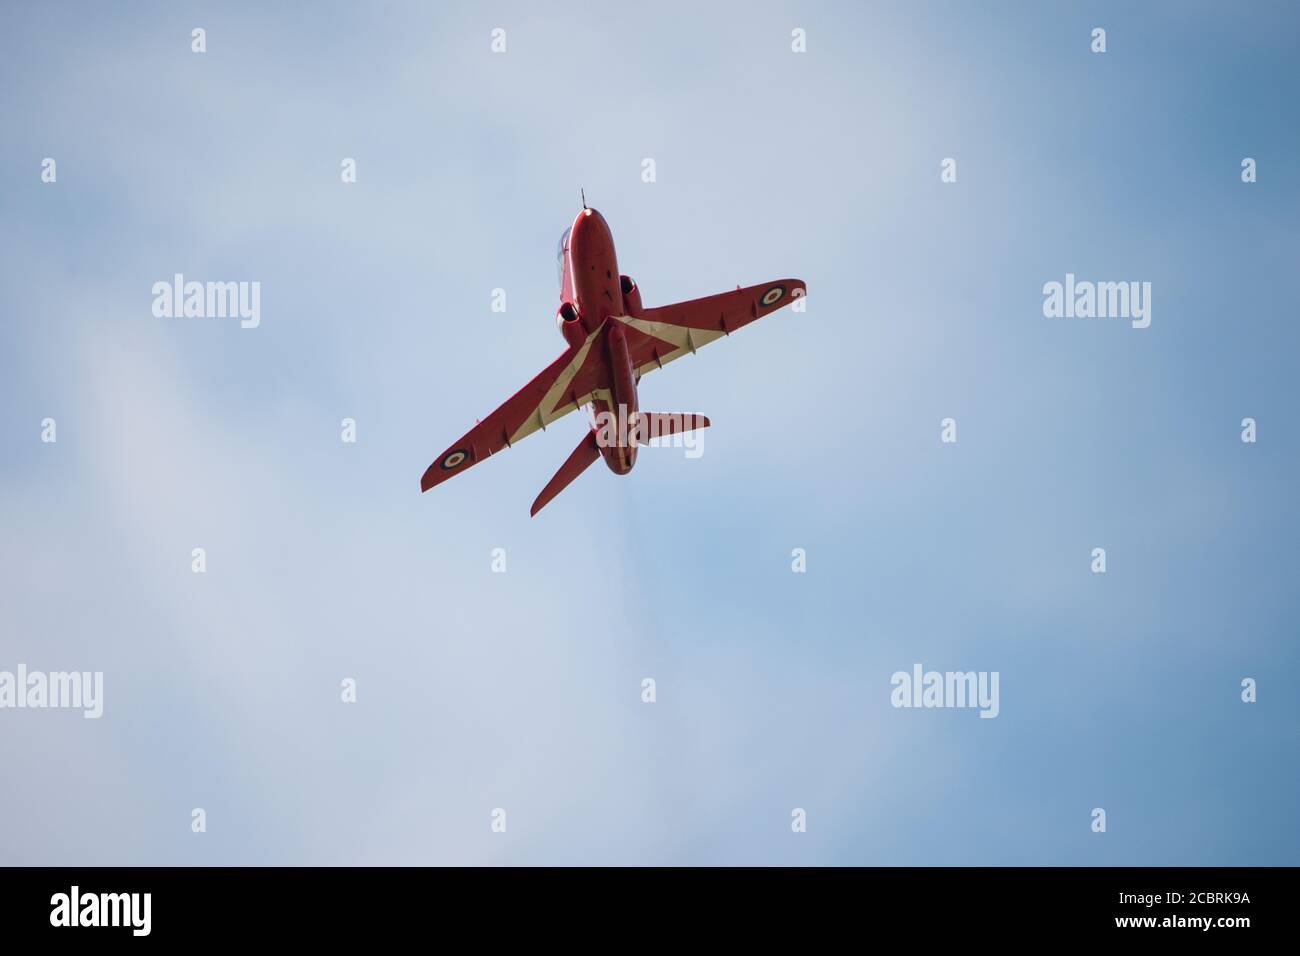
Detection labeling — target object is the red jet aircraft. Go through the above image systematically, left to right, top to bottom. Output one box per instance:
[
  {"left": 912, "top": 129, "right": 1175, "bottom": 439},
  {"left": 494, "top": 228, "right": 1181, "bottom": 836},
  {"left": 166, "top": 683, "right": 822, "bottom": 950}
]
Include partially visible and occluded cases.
[{"left": 420, "top": 205, "right": 806, "bottom": 515}]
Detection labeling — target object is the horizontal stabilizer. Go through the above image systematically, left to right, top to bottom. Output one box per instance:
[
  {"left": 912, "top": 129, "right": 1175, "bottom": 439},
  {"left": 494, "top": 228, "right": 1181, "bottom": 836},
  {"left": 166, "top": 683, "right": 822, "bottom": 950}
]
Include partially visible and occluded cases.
[
  {"left": 634, "top": 413, "right": 710, "bottom": 445},
  {"left": 530, "top": 429, "right": 601, "bottom": 517}
]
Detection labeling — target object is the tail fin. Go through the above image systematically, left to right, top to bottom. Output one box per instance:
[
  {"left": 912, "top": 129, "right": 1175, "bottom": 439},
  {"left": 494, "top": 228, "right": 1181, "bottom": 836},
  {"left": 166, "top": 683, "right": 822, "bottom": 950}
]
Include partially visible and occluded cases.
[
  {"left": 634, "top": 413, "right": 710, "bottom": 445},
  {"left": 530, "top": 429, "right": 601, "bottom": 517}
]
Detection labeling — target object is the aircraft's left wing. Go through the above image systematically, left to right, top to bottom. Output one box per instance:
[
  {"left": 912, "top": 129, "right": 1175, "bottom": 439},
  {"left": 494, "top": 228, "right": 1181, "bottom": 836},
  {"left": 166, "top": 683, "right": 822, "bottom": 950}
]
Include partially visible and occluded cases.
[
  {"left": 618, "top": 278, "right": 805, "bottom": 378},
  {"left": 420, "top": 330, "right": 611, "bottom": 492}
]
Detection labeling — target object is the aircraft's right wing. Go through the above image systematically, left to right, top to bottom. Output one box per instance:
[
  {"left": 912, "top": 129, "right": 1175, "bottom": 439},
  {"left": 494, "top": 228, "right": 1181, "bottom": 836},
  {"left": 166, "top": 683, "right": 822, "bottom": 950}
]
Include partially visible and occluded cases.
[
  {"left": 617, "top": 278, "right": 805, "bottom": 377},
  {"left": 420, "top": 327, "right": 612, "bottom": 493}
]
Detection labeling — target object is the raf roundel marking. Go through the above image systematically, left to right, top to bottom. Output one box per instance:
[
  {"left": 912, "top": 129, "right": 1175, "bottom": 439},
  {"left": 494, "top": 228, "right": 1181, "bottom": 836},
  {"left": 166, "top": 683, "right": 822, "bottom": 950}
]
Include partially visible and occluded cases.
[
  {"left": 760, "top": 285, "right": 786, "bottom": 307},
  {"left": 441, "top": 449, "right": 468, "bottom": 470}
]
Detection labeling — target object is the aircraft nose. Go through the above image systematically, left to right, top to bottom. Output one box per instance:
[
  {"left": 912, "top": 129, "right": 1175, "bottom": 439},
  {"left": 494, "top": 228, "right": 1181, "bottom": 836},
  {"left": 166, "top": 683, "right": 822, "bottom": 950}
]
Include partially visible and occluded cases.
[{"left": 571, "top": 207, "right": 610, "bottom": 249}]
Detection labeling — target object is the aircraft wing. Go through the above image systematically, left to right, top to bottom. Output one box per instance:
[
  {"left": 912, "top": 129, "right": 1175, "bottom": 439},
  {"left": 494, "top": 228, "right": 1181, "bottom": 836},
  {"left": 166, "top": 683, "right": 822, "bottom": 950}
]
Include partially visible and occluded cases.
[
  {"left": 618, "top": 278, "right": 805, "bottom": 377},
  {"left": 420, "top": 330, "right": 611, "bottom": 492}
]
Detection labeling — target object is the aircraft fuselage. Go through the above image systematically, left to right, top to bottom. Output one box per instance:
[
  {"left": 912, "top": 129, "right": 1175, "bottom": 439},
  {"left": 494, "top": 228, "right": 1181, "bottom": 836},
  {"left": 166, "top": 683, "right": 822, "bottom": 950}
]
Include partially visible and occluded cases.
[{"left": 558, "top": 207, "right": 638, "bottom": 475}]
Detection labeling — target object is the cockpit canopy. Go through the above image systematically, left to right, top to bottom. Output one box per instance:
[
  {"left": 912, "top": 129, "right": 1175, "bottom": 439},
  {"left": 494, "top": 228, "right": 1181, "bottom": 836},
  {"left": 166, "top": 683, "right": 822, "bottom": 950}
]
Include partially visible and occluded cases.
[{"left": 556, "top": 227, "right": 571, "bottom": 286}]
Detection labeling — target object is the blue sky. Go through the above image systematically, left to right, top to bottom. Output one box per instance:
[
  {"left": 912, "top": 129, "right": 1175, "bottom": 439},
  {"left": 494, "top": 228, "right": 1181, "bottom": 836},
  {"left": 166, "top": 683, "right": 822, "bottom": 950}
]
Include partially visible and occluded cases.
[{"left": 1, "top": 1, "right": 1297, "bottom": 864}]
